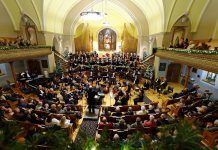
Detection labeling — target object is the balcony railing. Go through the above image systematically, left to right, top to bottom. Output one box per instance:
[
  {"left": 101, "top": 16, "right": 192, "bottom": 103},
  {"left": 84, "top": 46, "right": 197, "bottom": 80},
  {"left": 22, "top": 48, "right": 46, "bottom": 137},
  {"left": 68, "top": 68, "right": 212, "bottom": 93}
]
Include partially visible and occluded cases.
[
  {"left": 0, "top": 46, "right": 52, "bottom": 63},
  {"left": 156, "top": 48, "right": 218, "bottom": 73}
]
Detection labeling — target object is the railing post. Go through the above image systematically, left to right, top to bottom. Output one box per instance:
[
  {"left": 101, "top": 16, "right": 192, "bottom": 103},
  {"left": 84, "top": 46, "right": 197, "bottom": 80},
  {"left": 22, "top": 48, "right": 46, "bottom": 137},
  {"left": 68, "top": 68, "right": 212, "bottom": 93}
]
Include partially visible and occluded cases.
[{"left": 184, "top": 66, "right": 191, "bottom": 88}]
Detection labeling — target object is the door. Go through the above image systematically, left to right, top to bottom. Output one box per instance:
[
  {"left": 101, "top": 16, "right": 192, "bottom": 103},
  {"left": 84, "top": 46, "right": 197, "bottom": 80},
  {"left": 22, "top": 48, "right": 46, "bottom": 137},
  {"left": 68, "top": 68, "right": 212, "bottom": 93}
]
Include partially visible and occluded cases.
[
  {"left": 27, "top": 60, "right": 41, "bottom": 75},
  {"left": 166, "top": 63, "right": 181, "bottom": 82}
]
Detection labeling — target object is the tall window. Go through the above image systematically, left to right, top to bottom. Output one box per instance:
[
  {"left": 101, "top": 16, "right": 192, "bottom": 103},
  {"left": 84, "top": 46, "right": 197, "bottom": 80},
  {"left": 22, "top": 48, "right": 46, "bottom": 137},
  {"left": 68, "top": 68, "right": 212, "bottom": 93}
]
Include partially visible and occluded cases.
[
  {"left": 98, "top": 28, "right": 116, "bottom": 50},
  {"left": 203, "top": 72, "right": 217, "bottom": 85}
]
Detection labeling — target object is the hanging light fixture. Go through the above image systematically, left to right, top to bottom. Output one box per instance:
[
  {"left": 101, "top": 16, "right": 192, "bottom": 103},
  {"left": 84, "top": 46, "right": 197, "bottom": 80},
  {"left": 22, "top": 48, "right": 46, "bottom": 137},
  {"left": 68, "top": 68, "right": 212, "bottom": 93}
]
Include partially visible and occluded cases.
[
  {"left": 80, "top": 0, "right": 107, "bottom": 21},
  {"left": 80, "top": 11, "right": 106, "bottom": 20}
]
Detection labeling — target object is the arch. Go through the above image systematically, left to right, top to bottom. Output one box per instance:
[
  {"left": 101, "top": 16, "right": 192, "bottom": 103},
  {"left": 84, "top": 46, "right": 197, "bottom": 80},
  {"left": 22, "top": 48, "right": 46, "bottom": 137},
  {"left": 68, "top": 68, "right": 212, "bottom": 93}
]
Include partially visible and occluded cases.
[
  {"left": 20, "top": 14, "right": 38, "bottom": 45},
  {"left": 170, "top": 15, "right": 191, "bottom": 46},
  {"left": 98, "top": 28, "right": 117, "bottom": 51}
]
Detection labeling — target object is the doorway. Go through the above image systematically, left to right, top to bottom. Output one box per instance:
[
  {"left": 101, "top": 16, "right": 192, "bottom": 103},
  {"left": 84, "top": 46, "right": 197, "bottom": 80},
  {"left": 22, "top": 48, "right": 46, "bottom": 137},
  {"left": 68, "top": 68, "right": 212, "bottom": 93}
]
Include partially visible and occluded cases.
[
  {"left": 27, "top": 60, "right": 42, "bottom": 75},
  {"left": 166, "top": 63, "right": 181, "bottom": 82}
]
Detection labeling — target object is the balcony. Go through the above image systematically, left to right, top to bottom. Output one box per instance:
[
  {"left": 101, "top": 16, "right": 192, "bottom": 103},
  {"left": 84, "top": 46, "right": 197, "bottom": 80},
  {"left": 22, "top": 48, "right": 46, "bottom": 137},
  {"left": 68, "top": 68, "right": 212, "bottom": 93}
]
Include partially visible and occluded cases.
[
  {"left": 0, "top": 46, "right": 52, "bottom": 63},
  {"left": 155, "top": 48, "right": 218, "bottom": 73}
]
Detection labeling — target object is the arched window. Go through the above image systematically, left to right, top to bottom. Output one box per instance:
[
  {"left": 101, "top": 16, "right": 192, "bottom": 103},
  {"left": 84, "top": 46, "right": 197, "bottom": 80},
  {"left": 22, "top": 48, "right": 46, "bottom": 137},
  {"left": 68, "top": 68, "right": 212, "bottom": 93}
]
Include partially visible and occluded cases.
[{"left": 98, "top": 28, "right": 116, "bottom": 50}]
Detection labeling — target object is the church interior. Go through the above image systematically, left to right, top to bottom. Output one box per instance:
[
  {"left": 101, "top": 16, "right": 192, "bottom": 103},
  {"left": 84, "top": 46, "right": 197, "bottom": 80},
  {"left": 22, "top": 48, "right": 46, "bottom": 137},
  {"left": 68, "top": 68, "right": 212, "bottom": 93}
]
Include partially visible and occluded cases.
[{"left": 0, "top": 0, "right": 218, "bottom": 149}]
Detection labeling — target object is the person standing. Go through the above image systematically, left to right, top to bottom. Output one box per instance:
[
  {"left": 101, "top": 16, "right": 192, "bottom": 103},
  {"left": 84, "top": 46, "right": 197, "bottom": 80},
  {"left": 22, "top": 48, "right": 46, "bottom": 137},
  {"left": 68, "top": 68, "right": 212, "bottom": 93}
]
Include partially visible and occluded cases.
[{"left": 87, "top": 86, "right": 97, "bottom": 113}]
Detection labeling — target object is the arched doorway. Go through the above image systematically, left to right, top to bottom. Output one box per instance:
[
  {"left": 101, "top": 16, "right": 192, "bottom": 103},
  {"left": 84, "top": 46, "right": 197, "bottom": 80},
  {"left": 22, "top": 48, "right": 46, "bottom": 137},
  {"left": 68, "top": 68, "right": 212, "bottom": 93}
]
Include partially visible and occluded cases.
[{"left": 98, "top": 28, "right": 116, "bottom": 51}]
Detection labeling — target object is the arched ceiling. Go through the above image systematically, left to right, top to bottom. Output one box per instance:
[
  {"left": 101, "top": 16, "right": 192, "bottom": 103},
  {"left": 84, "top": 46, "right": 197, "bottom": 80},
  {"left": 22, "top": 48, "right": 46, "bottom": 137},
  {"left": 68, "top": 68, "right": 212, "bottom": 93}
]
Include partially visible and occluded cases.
[{"left": 0, "top": 0, "right": 217, "bottom": 39}]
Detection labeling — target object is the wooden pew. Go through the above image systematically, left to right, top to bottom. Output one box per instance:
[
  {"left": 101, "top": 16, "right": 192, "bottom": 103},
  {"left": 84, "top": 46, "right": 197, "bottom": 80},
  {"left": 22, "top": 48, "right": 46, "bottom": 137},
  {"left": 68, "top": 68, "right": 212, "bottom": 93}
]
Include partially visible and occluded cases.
[{"left": 202, "top": 130, "right": 218, "bottom": 148}]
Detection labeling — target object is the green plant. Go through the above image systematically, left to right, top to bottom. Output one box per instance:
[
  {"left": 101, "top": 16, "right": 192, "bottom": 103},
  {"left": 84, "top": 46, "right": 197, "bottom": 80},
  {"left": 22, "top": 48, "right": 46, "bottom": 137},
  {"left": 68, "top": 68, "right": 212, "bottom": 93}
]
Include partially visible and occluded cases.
[{"left": 0, "top": 121, "right": 26, "bottom": 150}]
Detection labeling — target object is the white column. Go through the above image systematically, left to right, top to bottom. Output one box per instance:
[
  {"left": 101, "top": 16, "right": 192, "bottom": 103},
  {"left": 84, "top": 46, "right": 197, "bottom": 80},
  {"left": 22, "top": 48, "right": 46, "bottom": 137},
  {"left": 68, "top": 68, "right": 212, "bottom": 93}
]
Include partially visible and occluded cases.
[
  {"left": 44, "top": 33, "right": 56, "bottom": 73},
  {"left": 63, "top": 34, "right": 75, "bottom": 54},
  {"left": 137, "top": 35, "right": 149, "bottom": 59},
  {"left": 154, "top": 56, "right": 160, "bottom": 78}
]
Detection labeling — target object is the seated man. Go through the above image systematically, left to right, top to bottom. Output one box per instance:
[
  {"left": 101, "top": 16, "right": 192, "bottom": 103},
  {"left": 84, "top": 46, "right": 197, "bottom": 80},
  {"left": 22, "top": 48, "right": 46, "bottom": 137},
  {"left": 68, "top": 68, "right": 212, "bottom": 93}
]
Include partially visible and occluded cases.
[
  {"left": 134, "top": 89, "right": 144, "bottom": 105},
  {"left": 156, "top": 113, "right": 169, "bottom": 125},
  {"left": 144, "top": 115, "right": 156, "bottom": 128},
  {"left": 98, "top": 117, "right": 113, "bottom": 129},
  {"left": 130, "top": 117, "right": 143, "bottom": 128},
  {"left": 113, "top": 118, "right": 128, "bottom": 130}
]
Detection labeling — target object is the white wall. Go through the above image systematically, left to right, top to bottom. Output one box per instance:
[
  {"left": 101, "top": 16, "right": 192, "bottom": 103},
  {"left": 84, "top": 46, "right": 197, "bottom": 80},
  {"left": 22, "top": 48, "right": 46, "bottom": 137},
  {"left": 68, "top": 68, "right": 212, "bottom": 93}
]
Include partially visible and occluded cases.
[
  {"left": 0, "top": 61, "right": 26, "bottom": 86},
  {"left": 190, "top": 69, "right": 218, "bottom": 100}
]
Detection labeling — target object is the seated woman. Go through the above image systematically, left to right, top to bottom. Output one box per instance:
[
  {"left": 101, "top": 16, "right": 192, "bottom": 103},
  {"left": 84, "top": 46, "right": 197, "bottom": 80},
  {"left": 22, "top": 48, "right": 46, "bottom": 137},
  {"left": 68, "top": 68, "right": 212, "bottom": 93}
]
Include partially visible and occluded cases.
[
  {"left": 137, "top": 106, "right": 147, "bottom": 115},
  {"left": 45, "top": 114, "right": 60, "bottom": 126},
  {"left": 144, "top": 115, "right": 156, "bottom": 128},
  {"left": 59, "top": 116, "right": 72, "bottom": 128},
  {"left": 98, "top": 117, "right": 113, "bottom": 129}
]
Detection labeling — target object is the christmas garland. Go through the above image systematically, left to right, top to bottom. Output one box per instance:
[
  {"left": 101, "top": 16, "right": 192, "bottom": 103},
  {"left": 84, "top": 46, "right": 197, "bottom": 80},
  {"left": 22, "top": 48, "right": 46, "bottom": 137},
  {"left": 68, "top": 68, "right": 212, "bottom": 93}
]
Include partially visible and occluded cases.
[
  {"left": 0, "top": 45, "right": 52, "bottom": 51},
  {"left": 158, "top": 48, "right": 218, "bottom": 55}
]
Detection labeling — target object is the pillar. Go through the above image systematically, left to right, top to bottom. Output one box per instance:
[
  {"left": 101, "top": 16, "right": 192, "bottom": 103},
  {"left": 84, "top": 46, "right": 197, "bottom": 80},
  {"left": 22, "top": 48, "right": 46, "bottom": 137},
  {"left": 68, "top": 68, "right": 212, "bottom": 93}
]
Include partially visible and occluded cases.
[
  {"left": 44, "top": 33, "right": 56, "bottom": 73},
  {"left": 137, "top": 35, "right": 149, "bottom": 59},
  {"left": 154, "top": 56, "right": 160, "bottom": 78},
  {"left": 9, "top": 62, "right": 16, "bottom": 83},
  {"left": 184, "top": 66, "right": 191, "bottom": 88}
]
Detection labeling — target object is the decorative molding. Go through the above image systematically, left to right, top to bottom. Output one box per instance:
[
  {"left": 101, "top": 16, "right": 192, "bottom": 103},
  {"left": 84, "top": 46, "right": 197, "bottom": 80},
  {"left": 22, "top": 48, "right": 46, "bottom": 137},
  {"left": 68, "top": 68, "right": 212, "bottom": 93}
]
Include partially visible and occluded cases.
[
  {"left": 0, "top": 47, "right": 52, "bottom": 63},
  {"left": 156, "top": 49, "right": 218, "bottom": 73}
]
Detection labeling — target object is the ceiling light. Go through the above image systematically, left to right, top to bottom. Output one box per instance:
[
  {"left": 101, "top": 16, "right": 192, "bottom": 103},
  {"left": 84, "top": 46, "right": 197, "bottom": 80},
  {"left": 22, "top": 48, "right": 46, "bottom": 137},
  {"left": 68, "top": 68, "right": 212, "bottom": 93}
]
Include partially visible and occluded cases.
[{"left": 80, "top": 11, "right": 107, "bottom": 20}]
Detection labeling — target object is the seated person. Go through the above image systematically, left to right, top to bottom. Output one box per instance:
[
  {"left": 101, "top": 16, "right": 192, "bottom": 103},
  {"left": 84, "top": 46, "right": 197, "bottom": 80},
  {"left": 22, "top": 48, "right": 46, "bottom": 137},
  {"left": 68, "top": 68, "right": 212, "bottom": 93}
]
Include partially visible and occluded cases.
[
  {"left": 134, "top": 89, "right": 144, "bottom": 105},
  {"left": 18, "top": 98, "right": 27, "bottom": 108},
  {"left": 35, "top": 101, "right": 43, "bottom": 110},
  {"left": 50, "top": 104, "right": 58, "bottom": 113},
  {"left": 148, "top": 105, "right": 155, "bottom": 114},
  {"left": 137, "top": 106, "right": 147, "bottom": 115},
  {"left": 101, "top": 107, "right": 111, "bottom": 117},
  {"left": 112, "top": 107, "right": 123, "bottom": 117},
  {"left": 124, "top": 107, "right": 134, "bottom": 115},
  {"left": 29, "top": 112, "right": 44, "bottom": 124},
  {"left": 156, "top": 113, "right": 169, "bottom": 125},
  {"left": 45, "top": 114, "right": 60, "bottom": 126},
  {"left": 144, "top": 115, "right": 156, "bottom": 128},
  {"left": 59, "top": 116, "right": 72, "bottom": 128},
  {"left": 98, "top": 117, "right": 113, "bottom": 129},
  {"left": 130, "top": 117, "right": 143, "bottom": 128},
  {"left": 113, "top": 118, "right": 128, "bottom": 130},
  {"left": 207, "top": 120, "right": 218, "bottom": 132}
]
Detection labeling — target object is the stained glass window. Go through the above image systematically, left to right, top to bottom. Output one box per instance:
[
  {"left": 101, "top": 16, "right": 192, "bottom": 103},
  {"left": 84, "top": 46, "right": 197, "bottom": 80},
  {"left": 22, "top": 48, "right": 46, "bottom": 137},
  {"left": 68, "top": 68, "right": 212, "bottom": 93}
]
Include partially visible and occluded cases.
[{"left": 98, "top": 28, "right": 116, "bottom": 50}]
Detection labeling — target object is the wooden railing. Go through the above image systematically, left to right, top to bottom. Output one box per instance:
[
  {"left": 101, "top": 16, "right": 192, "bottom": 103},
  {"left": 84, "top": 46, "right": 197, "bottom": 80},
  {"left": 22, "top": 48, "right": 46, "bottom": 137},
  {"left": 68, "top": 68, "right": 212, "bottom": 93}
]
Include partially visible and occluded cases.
[
  {"left": 0, "top": 46, "right": 52, "bottom": 63},
  {"left": 156, "top": 48, "right": 218, "bottom": 73}
]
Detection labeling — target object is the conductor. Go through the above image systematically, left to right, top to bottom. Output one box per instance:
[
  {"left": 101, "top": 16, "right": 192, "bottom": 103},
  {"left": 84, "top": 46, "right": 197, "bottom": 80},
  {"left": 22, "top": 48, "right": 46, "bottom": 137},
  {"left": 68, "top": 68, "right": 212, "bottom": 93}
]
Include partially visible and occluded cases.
[{"left": 87, "top": 86, "right": 97, "bottom": 113}]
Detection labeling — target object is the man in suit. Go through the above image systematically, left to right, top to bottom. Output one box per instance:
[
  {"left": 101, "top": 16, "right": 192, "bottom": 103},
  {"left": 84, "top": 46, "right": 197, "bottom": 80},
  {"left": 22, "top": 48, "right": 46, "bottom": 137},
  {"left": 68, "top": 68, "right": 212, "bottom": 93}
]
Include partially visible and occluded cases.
[{"left": 87, "top": 86, "right": 97, "bottom": 113}]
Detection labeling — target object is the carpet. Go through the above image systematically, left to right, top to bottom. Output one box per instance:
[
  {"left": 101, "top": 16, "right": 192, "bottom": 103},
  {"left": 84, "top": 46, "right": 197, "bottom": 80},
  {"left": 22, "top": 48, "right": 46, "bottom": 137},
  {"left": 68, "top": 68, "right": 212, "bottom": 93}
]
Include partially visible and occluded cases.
[{"left": 74, "top": 120, "right": 98, "bottom": 143}]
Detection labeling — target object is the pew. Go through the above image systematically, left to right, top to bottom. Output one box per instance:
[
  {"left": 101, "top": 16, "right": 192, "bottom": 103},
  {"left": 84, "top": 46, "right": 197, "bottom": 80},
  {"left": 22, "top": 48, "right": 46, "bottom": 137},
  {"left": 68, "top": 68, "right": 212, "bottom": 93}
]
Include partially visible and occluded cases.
[{"left": 202, "top": 130, "right": 218, "bottom": 148}]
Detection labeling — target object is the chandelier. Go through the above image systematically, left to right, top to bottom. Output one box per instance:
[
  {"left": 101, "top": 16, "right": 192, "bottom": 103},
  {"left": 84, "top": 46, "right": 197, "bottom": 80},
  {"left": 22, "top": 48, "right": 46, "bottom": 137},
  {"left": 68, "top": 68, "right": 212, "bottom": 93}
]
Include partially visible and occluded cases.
[{"left": 80, "top": 11, "right": 106, "bottom": 20}]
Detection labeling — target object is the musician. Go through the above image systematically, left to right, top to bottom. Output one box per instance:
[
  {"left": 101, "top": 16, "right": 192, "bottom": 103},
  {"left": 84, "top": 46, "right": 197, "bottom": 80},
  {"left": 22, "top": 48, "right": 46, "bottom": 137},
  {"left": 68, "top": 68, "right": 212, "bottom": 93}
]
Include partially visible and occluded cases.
[
  {"left": 143, "top": 80, "right": 150, "bottom": 90},
  {"left": 134, "top": 88, "right": 144, "bottom": 105}
]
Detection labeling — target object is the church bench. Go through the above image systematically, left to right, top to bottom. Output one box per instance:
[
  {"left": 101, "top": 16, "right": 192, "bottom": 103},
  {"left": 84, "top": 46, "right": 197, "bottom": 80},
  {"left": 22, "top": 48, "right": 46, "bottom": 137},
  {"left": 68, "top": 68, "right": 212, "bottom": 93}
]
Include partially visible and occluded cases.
[
  {"left": 97, "top": 127, "right": 157, "bottom": 139},
  {"left": 202, "top": 130, "right": 218, "bottom": 148}
]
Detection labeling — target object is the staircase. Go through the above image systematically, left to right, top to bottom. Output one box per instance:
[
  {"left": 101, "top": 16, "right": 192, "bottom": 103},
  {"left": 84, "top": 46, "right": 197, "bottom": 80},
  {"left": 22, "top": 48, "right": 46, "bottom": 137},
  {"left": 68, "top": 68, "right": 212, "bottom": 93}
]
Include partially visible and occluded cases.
[{"left": 53, "top": 50, "right": 68, "bottom": 72}]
